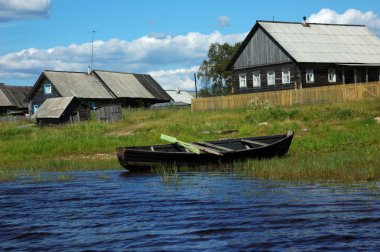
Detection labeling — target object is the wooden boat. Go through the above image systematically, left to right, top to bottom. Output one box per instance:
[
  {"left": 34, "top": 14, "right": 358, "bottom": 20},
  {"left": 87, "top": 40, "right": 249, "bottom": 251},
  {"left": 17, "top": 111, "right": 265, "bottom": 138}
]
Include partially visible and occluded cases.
[{"left": 117, "top": 131, "right": 294, "bottom": 171}]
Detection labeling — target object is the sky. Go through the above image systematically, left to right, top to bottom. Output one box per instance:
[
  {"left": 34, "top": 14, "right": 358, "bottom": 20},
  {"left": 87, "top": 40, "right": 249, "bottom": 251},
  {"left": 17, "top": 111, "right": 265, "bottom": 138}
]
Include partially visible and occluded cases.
[{"left": 1, "top": 0, "right": 380, "bottom": 90}]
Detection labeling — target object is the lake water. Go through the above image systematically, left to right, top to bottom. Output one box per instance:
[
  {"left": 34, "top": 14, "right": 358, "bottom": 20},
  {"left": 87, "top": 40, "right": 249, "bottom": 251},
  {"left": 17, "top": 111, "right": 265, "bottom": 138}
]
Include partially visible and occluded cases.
[{"left": 1, "top": 170, "right": 380, "bottom": 251}]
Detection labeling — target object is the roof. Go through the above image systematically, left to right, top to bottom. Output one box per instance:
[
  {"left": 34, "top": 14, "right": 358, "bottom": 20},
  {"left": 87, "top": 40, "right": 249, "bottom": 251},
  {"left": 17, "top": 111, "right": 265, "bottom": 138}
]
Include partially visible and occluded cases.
[
  {"left": 228, "top": 20, "right": 380, "bottom": 69},
  {"left": 27, "top": 70, "right": 171, "bottom": 102},
  {"left": 94, "top": 70, "right": 172, "bottom": 101},
  {"left": 43, "top": 71, "right": 114, "bottom": 99},
  {"left": 93, "top": 71, "right": 154, "bottom": 98},
  {"left": 0, "top": 84, "right": 31, "bottom": 108},
  {"left": 166, "top": 90, "right": 194, "bottom": 104},
  {"left": 32, "top": 96, "right": 76, "bottom": 119}
]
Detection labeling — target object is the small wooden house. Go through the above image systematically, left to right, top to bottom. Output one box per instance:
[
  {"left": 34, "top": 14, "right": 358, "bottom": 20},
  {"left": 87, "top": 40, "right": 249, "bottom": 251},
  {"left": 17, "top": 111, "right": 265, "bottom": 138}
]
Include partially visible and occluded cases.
[
  {"left": 226, "top": 21, "right": 380, "bottom": 94},
  {"left": 26, "top": 70, "right": 171, "bottom": 116},
  {"left": 0, "top": 83, "right": 31, "bottom": 115},
  {"left": 32, "top": 96, "right": 90, "bottom": 125}
]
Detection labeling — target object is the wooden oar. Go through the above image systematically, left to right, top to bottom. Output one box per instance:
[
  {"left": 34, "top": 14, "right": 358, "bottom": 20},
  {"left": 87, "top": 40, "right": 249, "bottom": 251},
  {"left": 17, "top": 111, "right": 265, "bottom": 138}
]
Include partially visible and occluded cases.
[
  {"left": 160, "top": 134, "right": 223, "bottom": 156},
  {"left": 161, "top": 134, "right": 201, "bottom": 154}
]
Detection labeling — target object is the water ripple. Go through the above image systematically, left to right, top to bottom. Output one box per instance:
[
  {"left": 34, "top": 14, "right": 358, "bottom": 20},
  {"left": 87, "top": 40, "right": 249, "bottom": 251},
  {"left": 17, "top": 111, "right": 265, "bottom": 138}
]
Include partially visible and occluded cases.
[{"left": 0, "top": 171, "right": 379, "bottom": 251}]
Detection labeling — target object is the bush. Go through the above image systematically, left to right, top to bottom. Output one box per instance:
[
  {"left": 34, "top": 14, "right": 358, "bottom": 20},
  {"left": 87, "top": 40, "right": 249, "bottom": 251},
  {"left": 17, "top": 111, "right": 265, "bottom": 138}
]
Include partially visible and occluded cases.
[{"left": 247, "top": 98, "right": 275, "bottom": 111}]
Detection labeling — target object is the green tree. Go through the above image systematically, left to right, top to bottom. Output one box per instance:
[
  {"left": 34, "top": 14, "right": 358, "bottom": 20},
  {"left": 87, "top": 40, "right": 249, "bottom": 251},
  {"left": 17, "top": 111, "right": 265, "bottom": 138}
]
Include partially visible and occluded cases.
[{"left": 197, "top": 42, "right": 241, "bottom": 96}]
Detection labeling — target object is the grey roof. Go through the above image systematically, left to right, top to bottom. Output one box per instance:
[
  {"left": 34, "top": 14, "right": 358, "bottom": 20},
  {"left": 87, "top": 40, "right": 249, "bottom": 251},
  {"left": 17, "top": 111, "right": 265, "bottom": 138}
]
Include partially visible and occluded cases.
[
  {"left": 258, "top": 21, "right": 380, "bottom": 63},
  {"left": 94, "top": 70, "right": 172, "bottom": 101},
  {"left": 44, "top": 71, "right": 114, "bottom": 99},
  {"left": 94, "top": 71, "right": 155, "bottom": 98},
  {"left": 0, "top": 84, "right": 31, "bottom": 108},
  {"left": 0, "top": 87, "right": 13, "bottom": 106},
  {"left": 166, "top": 90, "right": 194, "bottom": 104},
  {"left": 32, "top": 96, "right": 75, "bottom": 119}
]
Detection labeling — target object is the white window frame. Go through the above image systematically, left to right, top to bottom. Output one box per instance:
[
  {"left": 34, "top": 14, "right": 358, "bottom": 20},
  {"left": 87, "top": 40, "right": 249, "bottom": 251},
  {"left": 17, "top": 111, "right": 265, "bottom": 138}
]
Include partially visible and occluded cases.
[
  {"left": 282, "top": 68, "right": 290, "bottom": 84},
  {"left": 328, "top": 68, "right": 336, "bottom": 83},
  {"left": 306, "top": 69, "right": 314, "bottom": 83},
  {"left": 267, "top": 70, "right": 275, "bottom": 86},
  {"left": 252, "top": 72, "right": 261, "bottom": 87},
  {"left": 239, "top": 73, "right": 247, "bottom": 88},
  {"left": 44, "top": 83, "right": 52, "bottom": 94},
  {"left": 33, "top": 104, "right": 38, "bottom": 113}
]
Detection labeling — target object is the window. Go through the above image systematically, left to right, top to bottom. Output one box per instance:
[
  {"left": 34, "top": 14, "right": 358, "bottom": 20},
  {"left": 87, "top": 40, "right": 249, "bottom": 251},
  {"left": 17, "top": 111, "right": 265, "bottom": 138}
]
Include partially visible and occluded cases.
[
  {"left": 282, "top": 68, "right": 290, "bottom": 84},
  {"left": 328, "top": 68, "right": 336, "bottom": 82},
  {"left": 306, "top": 69, "right": 314, "bottom": 83},
  {"left": 267, "top": 70, "right": 275, "bottom": 85},
  {"left": 252, "top": 72, "right": 261, "bottom": 87},
  {"left": 239, "top": 74, "right": 247, "bottom": 88},
  {"left": 44, "top": 83, "right": 52, "bottom": 94},
  {"left": 89, "top": 102, "right": 96, "bottom": 110},
  {"left": 33, "top": 104, "right": 38, "bottom": 113}
]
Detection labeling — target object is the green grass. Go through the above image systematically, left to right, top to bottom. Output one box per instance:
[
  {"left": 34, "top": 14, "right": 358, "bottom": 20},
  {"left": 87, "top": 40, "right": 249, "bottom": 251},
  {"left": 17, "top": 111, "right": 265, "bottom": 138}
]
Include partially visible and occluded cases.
[{"left": 0, "top": 98, "right": 379, "bottom": 182}]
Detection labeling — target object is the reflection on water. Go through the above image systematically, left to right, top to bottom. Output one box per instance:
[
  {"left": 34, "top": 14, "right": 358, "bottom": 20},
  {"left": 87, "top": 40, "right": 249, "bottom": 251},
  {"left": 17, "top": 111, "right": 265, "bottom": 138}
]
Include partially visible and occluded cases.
[{"left": 1, "top": 171, "right": 379, "bottom": 251}]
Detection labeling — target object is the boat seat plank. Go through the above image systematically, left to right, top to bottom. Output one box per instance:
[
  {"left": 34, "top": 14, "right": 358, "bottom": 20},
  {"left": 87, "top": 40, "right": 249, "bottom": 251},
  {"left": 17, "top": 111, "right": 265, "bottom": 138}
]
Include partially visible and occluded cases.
[
  {"left": 241, "top": 139, "right": 269, "bottom": 147},
  {"left": 196, "top": 142, "right": 234, "bottom": 152},
  {"left": 191, "top": 143, "right": 224, "bottom": 156}
]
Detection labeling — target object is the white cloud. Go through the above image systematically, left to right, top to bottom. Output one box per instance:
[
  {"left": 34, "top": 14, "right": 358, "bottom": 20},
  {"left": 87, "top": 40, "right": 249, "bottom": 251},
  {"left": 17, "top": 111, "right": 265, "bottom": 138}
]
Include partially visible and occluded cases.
[
  {"left": 0, "top": 0, "right": 51, "bottom": 21},
  {"left": 308, "top": 8, "right": 380, "bottom": 31},
  {"left": 218, "top": 16, "right": 230, "bottom": 28},
  {"left": 0, "top": 31, "right": 245, "bottom": 89},
  {"left": 148, "top": 66, "right": 199, "bottom": 90}
]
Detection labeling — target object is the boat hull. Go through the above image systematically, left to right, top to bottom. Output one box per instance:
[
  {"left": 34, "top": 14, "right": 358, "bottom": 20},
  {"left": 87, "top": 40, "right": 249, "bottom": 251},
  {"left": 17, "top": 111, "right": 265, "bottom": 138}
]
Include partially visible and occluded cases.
[{"left": 117, "top": 131, "right": 294, "bottom": 171}]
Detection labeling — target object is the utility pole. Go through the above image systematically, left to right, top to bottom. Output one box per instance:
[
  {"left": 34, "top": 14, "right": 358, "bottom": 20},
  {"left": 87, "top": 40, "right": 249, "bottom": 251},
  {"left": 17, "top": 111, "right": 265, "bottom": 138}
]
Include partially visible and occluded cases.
[
  {"left": 90, "top": 30, "right": 96, "bottom": 71},
  {"left": 194, "top": 73, "right": 198, "bottom": 98}
]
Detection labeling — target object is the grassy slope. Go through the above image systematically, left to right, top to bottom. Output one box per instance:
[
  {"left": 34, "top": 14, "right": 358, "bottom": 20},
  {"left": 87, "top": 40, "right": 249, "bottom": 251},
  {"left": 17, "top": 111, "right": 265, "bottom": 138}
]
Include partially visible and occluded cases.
[{"left": 0, "top": 99, "right": 379, "bottom": 182}]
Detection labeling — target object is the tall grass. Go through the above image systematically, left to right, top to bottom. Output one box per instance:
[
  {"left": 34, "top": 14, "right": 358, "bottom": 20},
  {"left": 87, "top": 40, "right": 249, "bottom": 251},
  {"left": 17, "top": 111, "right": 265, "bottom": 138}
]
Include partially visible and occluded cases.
[{"left": 0, "top": 99, "right": 379, "bottom": 182}]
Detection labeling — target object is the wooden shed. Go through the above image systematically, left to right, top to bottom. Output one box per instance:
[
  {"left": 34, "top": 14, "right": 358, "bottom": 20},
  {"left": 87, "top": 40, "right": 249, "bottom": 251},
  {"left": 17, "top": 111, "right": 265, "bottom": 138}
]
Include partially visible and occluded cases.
[
  {"left": 227, "top": 20, "right": 380, "bottom": 94},
  {"left": 32, "top": 96, "right": 90, "bottom": 126}
]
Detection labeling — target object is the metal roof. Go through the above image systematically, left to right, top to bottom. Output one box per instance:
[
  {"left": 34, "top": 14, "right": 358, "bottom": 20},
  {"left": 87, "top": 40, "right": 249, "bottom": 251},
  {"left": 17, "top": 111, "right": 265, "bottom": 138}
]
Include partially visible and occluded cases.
[
  {"left": 258, "top": 21, "right": 380, "bottom": 63},
  {"left": 44, "top": 71, "right": 114, "bottom": 99},
  {"left": 93, "top": 71, "right": 155, "bottom": 98},
  {"left": 166, "top": 90, "right": 194, "bottom": 104},
  {"left": 32, "top": 96, "right": 75, "bottom": 119}
]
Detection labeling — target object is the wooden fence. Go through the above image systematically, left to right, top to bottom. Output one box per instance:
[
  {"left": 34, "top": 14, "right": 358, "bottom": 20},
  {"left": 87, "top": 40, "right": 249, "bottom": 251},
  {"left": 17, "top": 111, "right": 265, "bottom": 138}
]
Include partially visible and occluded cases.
[
  {"left": 191, "top": 82, "right": 380, "bottom": 111},
  {"left": 96, "top": 105, "right": 122, "bottom": 122}
]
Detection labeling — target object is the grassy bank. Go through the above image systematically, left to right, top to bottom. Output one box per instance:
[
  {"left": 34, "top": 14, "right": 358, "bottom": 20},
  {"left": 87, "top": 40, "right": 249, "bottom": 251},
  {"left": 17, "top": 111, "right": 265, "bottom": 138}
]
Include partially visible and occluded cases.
[{"left": 0, "top": 98, "right": 379, "bottom": 182}]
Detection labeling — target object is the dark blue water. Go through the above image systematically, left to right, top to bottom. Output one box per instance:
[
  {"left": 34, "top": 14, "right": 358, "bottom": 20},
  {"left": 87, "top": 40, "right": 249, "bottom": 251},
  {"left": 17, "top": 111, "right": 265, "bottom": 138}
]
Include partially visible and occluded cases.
[{"left": 1, "top": 171, "right": 380, "bottom": 251}]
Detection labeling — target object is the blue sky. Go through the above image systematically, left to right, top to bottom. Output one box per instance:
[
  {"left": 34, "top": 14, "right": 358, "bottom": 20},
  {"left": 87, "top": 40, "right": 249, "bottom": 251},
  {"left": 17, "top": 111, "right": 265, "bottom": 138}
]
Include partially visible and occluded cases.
[{"left": 1, "top": 0, "right": 380, "bottom": 90}]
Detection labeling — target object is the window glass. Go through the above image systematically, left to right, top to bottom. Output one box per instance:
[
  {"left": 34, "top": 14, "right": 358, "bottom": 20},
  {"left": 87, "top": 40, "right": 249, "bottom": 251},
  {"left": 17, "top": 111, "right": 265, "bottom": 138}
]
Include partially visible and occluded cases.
[
  {"left": 282, "top": 68, "right": 290, "bottom": 84},
  {"left": 306, "top": 69, "right": 314, "bottom": 83},
  {"left": 328, "top": 69, "right": 336, "bottom": 82},
  {"left": 267, "top": 71, "right": 275, "bottom": 85},
  {"left": 253, "top": 72, "right": 261, "bottom": 87},
  {"left": 239, "top": 74, "right": 247, "bottom": 88},
  {"left": 44, "top": 84, "right": 52, "bottom": 94},
  {"left": 33, "top": 105, "right": 38, "bottom": 113}
]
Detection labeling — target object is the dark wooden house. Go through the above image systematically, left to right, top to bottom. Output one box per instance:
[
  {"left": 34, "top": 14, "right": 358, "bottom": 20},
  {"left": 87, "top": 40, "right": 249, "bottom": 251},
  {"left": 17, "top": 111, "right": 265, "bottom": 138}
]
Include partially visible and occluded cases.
[
  {"left": 226, "top": 21, "right": 380, "bottom": 94},
  {"left": 26, "top": 70, "right": 171, "bottom": 116},
  {"left": 0, "top": 83, "right": 31, "bottom": 115},
  {"left": 32, "top": 96, "right": 90, "bottom": 125}
]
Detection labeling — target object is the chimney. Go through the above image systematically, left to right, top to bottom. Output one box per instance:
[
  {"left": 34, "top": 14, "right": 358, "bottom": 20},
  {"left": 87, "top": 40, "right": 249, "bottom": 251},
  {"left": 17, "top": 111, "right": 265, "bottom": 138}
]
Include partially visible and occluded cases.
[
  {"left": 302, "top": 16, "right": 310, "bottom": 27},
  {"left": 87, "top": 66, "right": 91, "bottom": 75},
  {"left": 176, "top": 87, "right": 180, "bottom": 94}
]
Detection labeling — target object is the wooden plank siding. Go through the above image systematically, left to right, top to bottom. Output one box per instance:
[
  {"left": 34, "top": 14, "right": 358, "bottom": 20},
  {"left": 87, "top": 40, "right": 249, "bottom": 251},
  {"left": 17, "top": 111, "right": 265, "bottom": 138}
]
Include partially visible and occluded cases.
[
  {"left": 234, "top": 28, "right": 292, "bottom": 68},
  {"left": 233, "top": 63, "right": 296, "bottom": 94},
  {"left": 31, "top": 79, "right": 61, "bottom": 110},
  {"left": 191, "top": 81, "right": 380, "bottom": 111}
]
